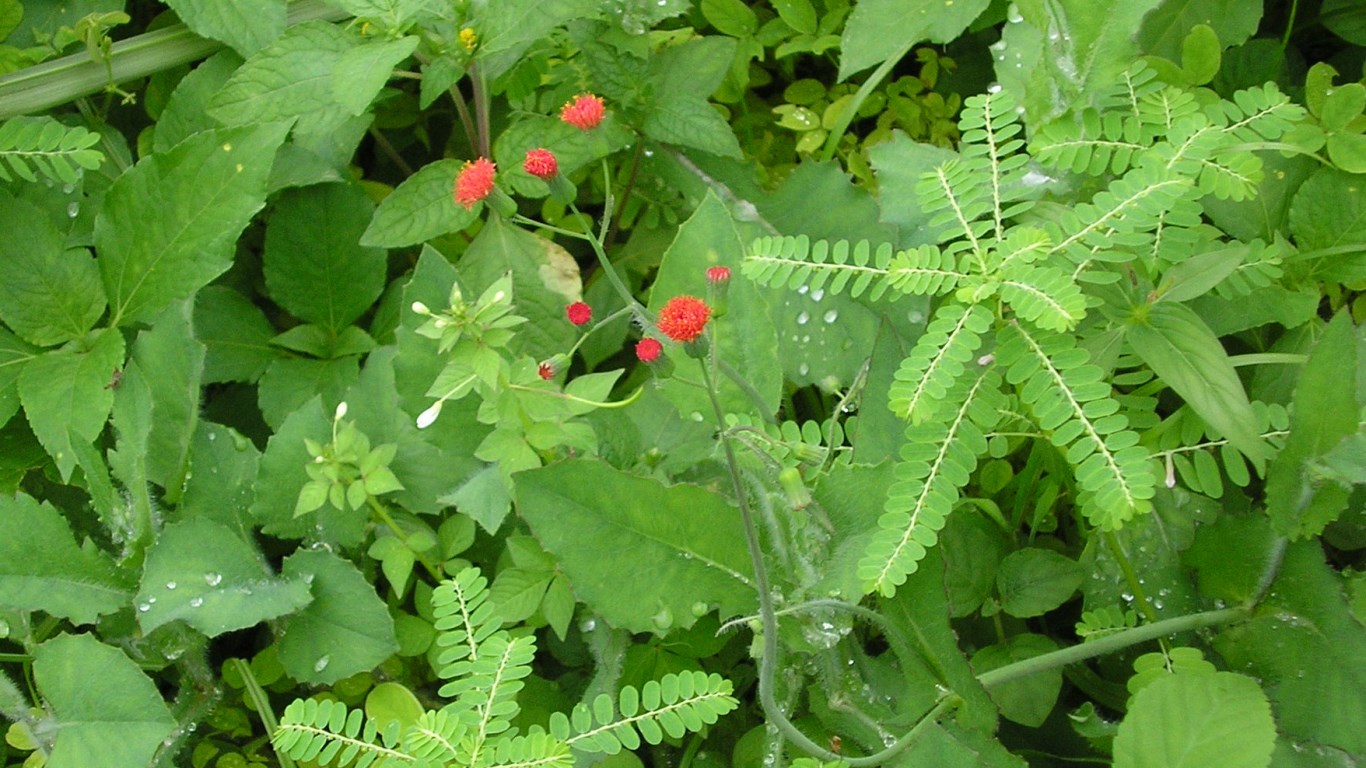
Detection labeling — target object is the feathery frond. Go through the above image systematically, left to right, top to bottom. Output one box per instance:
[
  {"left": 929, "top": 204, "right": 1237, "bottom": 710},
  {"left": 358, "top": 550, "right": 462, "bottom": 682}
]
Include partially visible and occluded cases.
[
  {"left": 0, "top": 117, "right": 103, "bottom": 185},
  {"left": 744, "top": 236, "right": 897, "bottom": 299},
  {"left": 888, "top": 304, "right": 993, "bottom": 425},
  {"left": 550, "top": 672, "right": 738, "bottom": 754},
  {"left": 273, "top": 698, "right": 409, "bottom": 768}
]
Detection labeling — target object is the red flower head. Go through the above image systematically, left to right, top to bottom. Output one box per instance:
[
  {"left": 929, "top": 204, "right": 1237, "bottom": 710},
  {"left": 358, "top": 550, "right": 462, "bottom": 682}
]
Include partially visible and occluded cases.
[
  {"left": 560, "top": 93, "right": 606, "bottom": 130},
  {"left": 524, "top": 148, "right": 558, "bottom": 180},
  {"left": 454, "top": 157, "right": 496, "bottom": 210},
  {"left": 706, "top": 265, "right": 731, "bottom": 285},
  {"left": 656, "top": 295, "right": 711, "bottom": 343},
  {"left": 566, "top": 301, "right": 592, "bottom": 326},
  {"left": 635, "top": 337, "right": 662, "bottom": 363},
  {"left": 538, "top": 360, "right": 556, "bottom": 380}
]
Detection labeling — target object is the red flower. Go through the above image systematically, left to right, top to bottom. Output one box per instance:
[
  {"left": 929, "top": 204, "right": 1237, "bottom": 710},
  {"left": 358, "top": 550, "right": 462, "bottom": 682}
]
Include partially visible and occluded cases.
[
  {"left": 560, "top": 93, "right": 605, "bottom": 130},
  {"left": 524, "top": 148, "right": 558, "bottom": 180},
  {"left": 454, "top": 158, "right": 496, "bottom": 210},
  {"left": 706, "top": 265, "right": 731, "bottom": 285},
  {"left": 656, "top": 295, "right": 711, "bottom": 342},
  {"left": 566, "top": 301, "right": 592, "bottom": 326},
  {"left": 635, "top": 337, "right": 662, "bottom": 362},
  {"left": 538, "top": 360, "right": 556, "bottom": 380}
]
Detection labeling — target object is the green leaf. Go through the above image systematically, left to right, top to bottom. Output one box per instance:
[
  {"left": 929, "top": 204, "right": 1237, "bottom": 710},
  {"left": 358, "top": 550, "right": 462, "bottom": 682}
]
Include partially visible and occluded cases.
[
  {"left": 161, "top": 0, "right": 285, "bottom": 57},
  {"left": 474, "top": 0, "right": 599, "bottom": 79},
  {"left": 700, "top": 0, "right": 756, "bottom": 37},
  {"left": 771, "top": 0, "right": 816, "bottom": 34},
  {"left": 838, "top": 0, "right": 990, "bottom": 80},
  {"left": 1137, "top": 0, "right": 1260, "bottom": 63},
  {"left": 1322, "top": 0, "right": 1366, "bottom": 45},
  {"left": 332, "top": 35, "right": 418, "bottom": 115},
  {"left": 643, "top": 37, "right": 743, "bottom": 158},
  {"left": 154, "top": 51, "right": 242, "bottom": 154},
  {"left": 97, "top": 122, "right": 288, "bottom": 326},
  {"left": 868, "top": 135, "right": 959, "bottom": 243},
  {"left": 361, "top": 159, "right": 476, "bottom": 247},
  {"left": 1288, "top": 169, "right": 1366, "bottom": 282},
  {"left": 264, "top": 182, "right": 386, "bottom": 333},
  {"left": 0, "top": 195, "right": 106, "bottom": 347},
  {"left": 194, "top": 285, "right": 279, "bottom": 384},
  {"left": 130, "top": 300, "right": 204, "bottom": 501},
  {"left": 1127, "top": 301, "right": 1271, "bottom": 466},
  {"left": 1266, "top": 313, "right": 1360, "bottom": 538},
  {"left": 0, "top": 327, "right": 36, "bottom": 429},
  {"left": 17, "top": 328, "right": 125, "bottom": 480},
  {"left": 257, "top": 356, "right": 359, "bottom": 430},
  {"left": 178, "top": 421, "right": 260, "bottom": 530},
  {"left": 516, "top": 459, "right": 755, "bottom": 633},
  {"left": 440, "top": 464, "right": 512, "bottom": 533},
  {"left": 0, "top": 493, "right": 129, "bottom": 624},
  {"left": 136, "top": 517, "right": 312, "bottom": 636},
  {"left": 996, "top": 548, "right": 1085, "bottom": 618},
  {"left": 277, "top": 550, "right": 398, "bottom": 684},
  {"left": 490, "top": 567, "right": 553, "bottom": 624},
  {"left": 33, "top": 634, "right": 176, "bottom": 768},
  {"left": 972, "top": 634, "right": 1062, "bottom": 727},
  {"left": 1114, "top": 672, "right": 1275, "bottom": 768}
]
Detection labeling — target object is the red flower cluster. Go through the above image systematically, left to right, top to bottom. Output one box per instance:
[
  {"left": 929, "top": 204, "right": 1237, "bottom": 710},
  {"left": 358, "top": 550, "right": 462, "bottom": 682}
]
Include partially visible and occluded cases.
[
  {"left": 560, "top": 93, "right": 605, "bottom": 130},
  {"left": 524, "top": 148, "right": 558, "bottom": 180},
  {"left": 454, "top": 158, "right": 495, "bottom": 210},
  {"left": 656, "top": 295, "right": 711, "bottom": 342},
  {"left": 566, "top": 301, "right": 592, "bottom": 326},
  {"left": 635, "top": 337, "right": 662, "bottom": 362}
]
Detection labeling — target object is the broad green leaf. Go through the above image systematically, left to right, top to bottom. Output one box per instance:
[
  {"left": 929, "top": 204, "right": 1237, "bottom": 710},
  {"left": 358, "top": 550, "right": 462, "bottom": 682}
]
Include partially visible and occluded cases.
[
  {"left": 0, "top": 0, "right": 20, "bottom": 39},
  {"left": 161, "top": 0, "right": 285, "bottom": 57},
  {"left": 474, "top": 0, "right": 599, "bottom": 79},
  {"left": 701, "top": 0, "right": 756, "bottom": 36},
  {"left": 771, "top": 0, "right": 816, "bottom": 34},
  {"left": 838, "top": 0, "right": 990, "bottom": 80},
  {"left": 1001, "top": 0, "right": 1166, "bottom": 125},
  {"left": 1137, "top": 0, "right": 1261, "bottom": 63},
  {"left": 1322, "top": 0, "right": 1366, "bottom": 45},
  {"left": 207, "top": 21, "right": 372, "bottom": 163},
  {"left": 332, "top": 36, "right": 419, "bottom": 115},
  {"left": 643, "top": 37, "right": 743, "bottom": 158},
  {"left": 154, "top": 51, "right": 243, "bottom": 153},
  {"left": 97, "top": 122, "right": 288, "bottom": 325},
  {"left": 1327, "top": 131, "right": 1366, "bottom": 174},
  {"left": 868, "top": 134, "right": 959, "bottom": 244},
  {"left": 361, "top": 159, "right": 476, "bottom": 247},
  {"left": 1288, "top": 168, "right": 1366, "bottom": 283},
  {"left": 264, "top": 182, "right": 386, "bottom": 332},
  {"left": 651, "top": 192, "right": 781, "bottom": 418},
  {"left": 0, "top": 195, "right": 105, "bottom": 347},
  {"left": 457, "top": 216, "right": 580, "bottom": 362},
  {"left": 194, "top": 285, "right": 279, "bottom": 384},
  {"left": 130, "top": 300, "right": 204, "bottom": 501},
  {"left": 1127, "top": 301, "right": 1271, "bottom": 466},
  {"left": 1266, "top": 313, "right": 1359, "bottom": 538},
  {"left": 0, "top": 327, "right": 36, "bottom": 428},
  {"left": 17, "top": 327, "right": 125, "bottom": 480},
  {"left": 257, "top": 356, "right": 359, "bottom": 430},
  {"left": 107, "top": 360, "right": 154, "bottom": 513},
  {"left": 178, "top": 421, "right": 260, "bottom": 530},
  {"left": 516, "top": 458, "right": 755, "bottom": 633},
  {"left": 440, "top": 464, "right": 511, "bottom": 533},
  {"left": 0, "top": 493, "right": 129, "bottom": 624},
  {"left": 939, "top": 506, "right": 1012, "bottom": 617},
  {"left": 1182, "top": 512, "right": 1280, "bottom": 604},
  {"left": 136, "top": 517, "right": 312, "bottom": 636},
  {"left": 1214, "top": 541, "right": 1366, "bottom": 755},
  {"left": 996, "top": 548, "right": 1085, "bottom": 618},
  {"left": 277, "top": 550, "right": 398, "bottom": 684},
  {"left": 489, "top": 567, "right": 553, "bottom": 624},
  {"left": 33, "top": 634, "right": 176, "bottom": 768},
  {"left": 971, "top": 634, "right": 1062, "bottom": 727},
  {"left": 1114, "top": 672, "right": 1275, "bottom": 768},
  {"left": 365, "top": 682, "right": 425, "bottom": 733}
]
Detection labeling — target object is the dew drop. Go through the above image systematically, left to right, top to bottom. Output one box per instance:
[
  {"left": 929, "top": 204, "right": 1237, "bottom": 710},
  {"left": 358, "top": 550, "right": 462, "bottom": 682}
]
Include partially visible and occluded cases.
[
  {"left": 1006, "top": 4, "right": 1024, "bottom": 22},
  {"left": 987, "top": 82, "right": 1004, "bottom": 94},
  {"left": 66, "top": 202, "right": 79, "bottom": 217},
  {"left": 797, "top": 284, "right": 809, "bottom": 295},
  {"left": 810, "top": 289, "right": 824, "bottom": 301},
  {"left": 822, "top": 310, "right": 838, "bottom": 323},
  {"left": 796, "top": 311, "right": 810, "bottom": 325},
  {"left": 908, "top": 311, "right": 924, "bottom": 324},
  {"left": 798, "top": 363, "right": 810, "bottom": 376},
  {"left": 207, "top": 431, "right": 217, "bottom": 441},
  {"left": 204, "top": 572, "right": 223, "bottom": 587},
  {"left": 165, "top": 581, "right": 177, "bottom": 590},
  {"left": 189, "top": 597, "right": 204, "bottom": 608},
  {"left": 137, "top": 602, "right": 151, "bottom": 612},
  {"left": 314, "top": 655, "right": 330, "bottom": 672}
]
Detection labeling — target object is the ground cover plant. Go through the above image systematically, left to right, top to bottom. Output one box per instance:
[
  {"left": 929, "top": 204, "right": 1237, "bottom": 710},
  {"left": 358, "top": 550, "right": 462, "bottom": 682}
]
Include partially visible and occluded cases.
[{"left": 1, "top": 0, "right": 1365, "bottom": 767}]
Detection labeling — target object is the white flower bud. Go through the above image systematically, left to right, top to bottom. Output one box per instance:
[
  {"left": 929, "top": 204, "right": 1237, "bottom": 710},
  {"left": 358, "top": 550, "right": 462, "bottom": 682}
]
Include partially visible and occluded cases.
[
  {"left": 411, "top": 301, "right": 430, "bottom": 315},
  {"left": 334, "top": 401, "right": 348, "bottom": 420},
  {"left": 416, "top": 401, "right": 443, "bottom": 429}
]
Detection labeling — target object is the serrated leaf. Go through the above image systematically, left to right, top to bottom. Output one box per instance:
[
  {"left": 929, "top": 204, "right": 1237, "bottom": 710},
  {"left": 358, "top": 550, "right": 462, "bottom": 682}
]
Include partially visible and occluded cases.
[
  {"left": 162, "top": 0, "right": 285, "bottom": 57},
  {"left": 332, "top": 36, "right": 419, "bottom": 115},
  {"left": 642, "top": 37, "right": 742, "bottom": 158},
  {"left": 97, "top": 122, "right": 288, "bottom": 326},
  {"left": 361, "top": 159, "right": 476, "bottom": 247},
  {"left": 264, "top": 182, "right": 386, "bottom": 332},
  {"left": 0, "top": 195, "right": 106, "bottom": 347},
  {"left": 194, "top": 285, "right": 279, "bottom": 384},
  {"left": 130, "top": 301, "right": 203, "bottom": 501},
  {"left": 0, "top": 327, "right": 37, "bottom": 429},
  {"left": 17, "top": 328, "right": 125, "bottom": 481},
  {"left": 257, "top": 356, "right": 360, "bottom": 430},
  {"left": 516, "top": 459, "right": 754, "bottom": 633},
  {"left": 0, "top": 493, "right": 129, "bottom": 624},
  {"left": 136, "top": 517, "right": 312, "bottom": 636},
  {"left": 996, "top": 548, "right": 1085, "bottom": 618},
  {"left": 277, "top": 550, "right": 398, "bottom": 685},
  {"left": 33, "top": 634, "right": 176, "bottom": 768},
  {"left": 971, "top": 634, "right": 1062, "bottom": 727},
  {"left": 1113, "top": 672, "right": 1275, "bottom": 768}
]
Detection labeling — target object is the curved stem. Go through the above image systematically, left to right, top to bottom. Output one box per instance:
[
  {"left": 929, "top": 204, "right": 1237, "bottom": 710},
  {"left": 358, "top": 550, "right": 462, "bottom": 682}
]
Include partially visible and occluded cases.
[
  {"left": 817, "top": 42, "right": 913, "bottom": 163},
  {"left": 233, "top": 658, "right": 297, "bottom": 768}
]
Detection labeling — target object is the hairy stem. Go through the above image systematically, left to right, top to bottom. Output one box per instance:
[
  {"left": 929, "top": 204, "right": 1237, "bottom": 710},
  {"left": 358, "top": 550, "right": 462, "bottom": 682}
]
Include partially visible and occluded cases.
[{"left": 233, "top": 658, "right": 297, "bottom": 768}]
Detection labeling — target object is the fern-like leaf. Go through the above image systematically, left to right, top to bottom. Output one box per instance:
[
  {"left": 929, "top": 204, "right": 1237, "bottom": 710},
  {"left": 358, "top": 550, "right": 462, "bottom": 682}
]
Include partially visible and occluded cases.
[
  {"left": 956, "top": 89, "right": 1032, "bottom": 239},
  {"left": 1032, "top": 108, "right": 1148, "bottom": 176},
  {"left": 0, "top": 117, "right": 103, "bottom": 185},
  {"left": 1046, "top": 164, "right": 1192, "bottom": 263},
  {"left": 744, "top": 235, "right": 897, "bottom": 299},
  {"left": 884, "top": 243, "right": 969, "bottom": 295},
  {"left": 999, "top": 265, "right": 1087, "bottom": 332},
  {"left": 888, "top": 303, "right": 993, "bottom": 425},
  {"left": 997, "top": 324, "right": 1156, "bottom": 529},
  {"left": 861, "top": 364, "right": 1002, "bottom": 597},
  {"left": 1150, "top": 402, "right": 1289, "bottom": 498},
  {"left": 723, "top": 414, "right": 849, "bottom": 469},
  {"left": 432, "top": 567, "right": 502, "bottom": 671},
  {"left": 1076, "top": 605, "right": 1138, "bottom": 641},
  {"left": 550, "top": 672, "right": 738, "bottom": 754},
  {"left": 273, "top": 698, "right": 410, "bottom": 768},
  {"left": 404, "top": 708, "right": 465, "bottom": 765},
  {"left": 487, "top": 729, "right": 573, "bottom": 768}
]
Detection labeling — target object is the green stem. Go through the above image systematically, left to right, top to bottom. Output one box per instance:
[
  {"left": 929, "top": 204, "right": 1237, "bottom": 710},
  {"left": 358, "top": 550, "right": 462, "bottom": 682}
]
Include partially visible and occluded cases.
[
  {"left": 1280, "top": 0, "right": 1300, "bottom": 52},
  {"left": 0, "top": 1, "right": 349, "bottom": 119},
  {"left": 818, "top": 42, "right": 914, "bottom": 163},
  {"left": 565, "top": 201, "right": 647, "bottom": 317},
  {"left": 367, "top": 497, "right": 443, "bottom": 582},
  {"left": 1105, "top": 531, "right": 1159, "bottom": 625},
  {"left": 976, "top": 606, "right": 1249, "bottom": 690},
  {"left": 232, "top": 658, "right": 297, "bottom": 768}
]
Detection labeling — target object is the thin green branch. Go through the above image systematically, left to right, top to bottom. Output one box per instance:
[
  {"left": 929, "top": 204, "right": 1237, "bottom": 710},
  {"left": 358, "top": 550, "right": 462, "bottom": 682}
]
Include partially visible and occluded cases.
[{"left": 233, "top": 658, "right": 297, "bottom": 768}]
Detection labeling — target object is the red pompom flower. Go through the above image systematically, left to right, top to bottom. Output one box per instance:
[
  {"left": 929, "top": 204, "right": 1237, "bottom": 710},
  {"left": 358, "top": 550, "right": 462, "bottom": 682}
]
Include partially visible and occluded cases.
[
  {"left": 560, "top": 93, "right": 605, "bottom": 130},
  {"left": 523, "top": 148, "right": 558, "bottom": 180},
  {"left": 454, "top": 157, "right": 496, "bottom": 210},
  {"left": 706, "top": 265, "right": 731, "bottom": 284},
  {"left": 656, "top": 295, "right": 711, "bottom": 343},
  {"left": 566, "top": 301, "right": 592, "bottom": 326},
  {"left": 635, "top": 337, "right": 662, "bottom": 362},
  {"left": 538, "top": 360, "right": 556, "bottom": 380}
]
